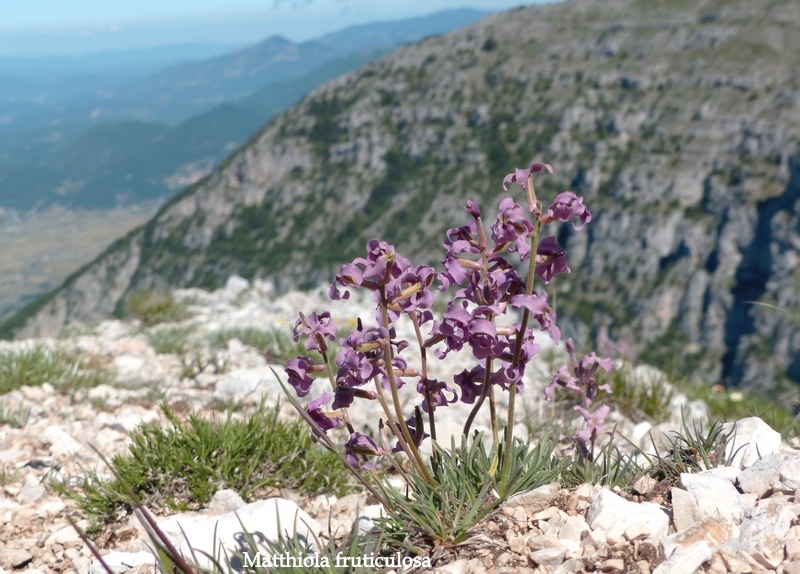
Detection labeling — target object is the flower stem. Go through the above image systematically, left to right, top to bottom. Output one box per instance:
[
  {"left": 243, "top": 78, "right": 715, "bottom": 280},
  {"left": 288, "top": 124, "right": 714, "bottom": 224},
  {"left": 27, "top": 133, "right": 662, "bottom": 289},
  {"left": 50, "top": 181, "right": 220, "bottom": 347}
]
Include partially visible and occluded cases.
[
  {"left": 500, "top": 177, "right": 542, "bottom": 490},
  {"left": 379, "top": 287, "right": 435, "bottom": 485},
  {"left": 410, "top": 310, "right": 437, "bottom": 444},
  {"left": 320, "top": 349, "right": 355, "bottom": 434},
  {"left": 463, "top": 356, "right": 493, "bottom": 437}
]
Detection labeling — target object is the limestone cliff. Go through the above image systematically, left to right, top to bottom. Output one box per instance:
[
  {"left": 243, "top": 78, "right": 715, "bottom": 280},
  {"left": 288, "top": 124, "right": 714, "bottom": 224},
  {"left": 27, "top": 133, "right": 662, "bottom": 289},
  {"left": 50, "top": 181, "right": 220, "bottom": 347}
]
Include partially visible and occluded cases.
[{"left": 6, "top": 0, "right": 800, "bottom": 394}]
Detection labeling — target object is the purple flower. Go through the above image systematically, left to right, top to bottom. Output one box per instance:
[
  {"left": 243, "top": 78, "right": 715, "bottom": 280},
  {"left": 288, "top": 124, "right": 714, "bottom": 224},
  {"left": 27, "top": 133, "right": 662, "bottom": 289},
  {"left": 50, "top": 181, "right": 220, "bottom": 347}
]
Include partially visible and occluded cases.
[
  {"left": 502, "top": 163, "right": 553, "bottom": 191},
  {"left": 542, "top": 192, "right": 592, "bottom": 230},
  {"left": 491, "top": 197, "right": 535, "bottom": 260},
  {"left": 465, "top": 199, "right": 482, "bottom": 220},
  {"left": 444, "top": 221, "right": 480, "bottom": 257},
  {"left": 535, "top": 236, "right": 570, "bottom": 284},
  {"left": 329, "top": 239, "right": 412, "bottom": 300},
  {"left": 362, "top": 239, "right": 412, "bottom": 286},
  {"left": 439, "top": 255, "right": 475, "bottom": 290},
  {"left": 453, "top": 257, "right": 524, "bottom": 316},
  {"left": 329, "top": 262, "right": 364, "bottom": 300},
  {"left": 385, "top": 265, "right": 437, "bottom": 318},
  {"left": 510, "top": 292, "right": 560, "bottom": 344},
  {"left": 430, "top": 301, "right": 472, "bottom": 359},
  {"left": 293, "top": 311, "right": 337, "bottom": 353},
  {"left": 467, "top": 318, "right": 502, "bottom": 360},
  {"left": 493, "top": 329, "right": 540, "bottom": 391},
  {"left": 542, "top": 339, "right": 613, "bottom": 406},
  {"left": 335, "top": 346, "right": 378, "bottom": 390},
  {"left": 575, "top": 353, "right": 614, "bottom": 403},
  {"left": 378, "top": 354, "right": 409, "bottom": 391},
  {"left": 285, "top": 356, "right": 316, "bottom": 397},
  {"left": 542, "top": 364, "right": 580, "bottom": 401},
  {"left": 454, "top": 365, "right": 487, "bottom": 404},
  {"left": 416, "top": 377, "right": 458, "bottom": 413},
  {"left": 331, "top": 386, "right": 378, "bottom": 410},
  {"left": 332, "top": 387, "right": 356, "bottom": 410},
  {"left": 306, "top": 393, "right": 343, "bottom": 436},
  {"left": 574, "top": 404, "right": 611, "bottom": 443},
  {"left": 392, "top": 411, "right": 430, "bottom": 453},
  {"left": 345, "top": 432, "right": 383, "bottom": 470}
]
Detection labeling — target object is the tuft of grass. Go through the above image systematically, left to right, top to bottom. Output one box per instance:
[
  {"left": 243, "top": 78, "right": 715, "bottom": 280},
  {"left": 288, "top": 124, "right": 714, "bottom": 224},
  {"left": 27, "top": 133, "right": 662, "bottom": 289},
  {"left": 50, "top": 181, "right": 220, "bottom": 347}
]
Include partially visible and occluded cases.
[
  {"left": 126, "top": 290, "right": 191, "bottom": 327},
  {"left": 146, "top": 326, "right": 195, "bottom": 355},
  {"left": 209, "top": 327, "right": 305, "bottom": 363},
  {"left": 0, "top": 346, "right": 112, "bottom": 395},
  {"left": 178, "top": 348, "right": 229, "bottom": 380},
  {"left": 597, "top": 363, "right": 674, "bottom": 424},
  {"left": 0, "top": 401, "right": 30, "bottom": 427},
  {"left": 53, "top": 402, "right": 351, "bottom": 522},
  {"left": 638, "top": 414, "right": 734, "bottom": 481},
  {"left": 562, "top": 433, "right": 641, "bottom": 489},
  {"left": 380, "top": 434, "right": 563, "bottom": 549},
  {"left": 0, "top": 466, "right": 19, "bottom": 485}
]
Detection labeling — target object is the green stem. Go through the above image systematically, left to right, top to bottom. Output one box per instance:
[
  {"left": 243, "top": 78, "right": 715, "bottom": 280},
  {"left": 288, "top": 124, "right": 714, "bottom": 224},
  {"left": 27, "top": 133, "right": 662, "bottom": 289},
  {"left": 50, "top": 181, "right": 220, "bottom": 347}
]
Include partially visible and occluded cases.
[
  {"left": 500, "top": 180, "right": 542, "bottom": 491},
  {"left": 379, "top": 287, "right": 435, "bottom": 485},
  {"left": 410, "top": 311, "right": 437, "bottom": 444},
  {"left": 463, "top": 356, "right": 493, "bottom": 437},
  {"left": 371, "top": 370, "right": 418, "bottom": 470},
  {"left": 489, "top": 384, "right": 498, "bottom": 446}
]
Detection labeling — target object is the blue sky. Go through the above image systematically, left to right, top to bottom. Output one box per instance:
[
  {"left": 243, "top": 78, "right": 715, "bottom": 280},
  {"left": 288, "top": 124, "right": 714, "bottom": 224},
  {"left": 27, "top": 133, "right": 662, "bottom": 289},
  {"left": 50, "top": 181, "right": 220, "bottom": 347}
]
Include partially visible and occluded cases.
[{"left": 0, "top": 0, "right": 552, "bottom": 56}]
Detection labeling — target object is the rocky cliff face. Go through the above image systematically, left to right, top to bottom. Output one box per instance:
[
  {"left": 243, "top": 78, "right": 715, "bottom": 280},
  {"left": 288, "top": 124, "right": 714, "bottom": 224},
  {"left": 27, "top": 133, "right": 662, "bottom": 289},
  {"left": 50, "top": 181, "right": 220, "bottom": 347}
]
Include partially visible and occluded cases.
[{"left": 6, "top": 0, "right": 800, "bottom": 394}]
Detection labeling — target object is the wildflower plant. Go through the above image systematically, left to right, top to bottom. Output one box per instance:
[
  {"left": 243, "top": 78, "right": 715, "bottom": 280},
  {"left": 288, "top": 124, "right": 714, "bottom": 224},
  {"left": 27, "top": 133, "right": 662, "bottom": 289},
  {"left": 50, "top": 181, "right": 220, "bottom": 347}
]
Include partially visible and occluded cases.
[
  {"left": 283, "top": 161, "right": 610, "bottom": 542},
  {"left": 542, "top": 338, "right": 614, "bottom": 461}
]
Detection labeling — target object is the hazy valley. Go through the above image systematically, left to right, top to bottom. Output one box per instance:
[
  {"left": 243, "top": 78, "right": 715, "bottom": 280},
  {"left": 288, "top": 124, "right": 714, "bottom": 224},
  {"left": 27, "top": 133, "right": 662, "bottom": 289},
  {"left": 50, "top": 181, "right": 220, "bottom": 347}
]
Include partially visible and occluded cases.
[{"left": 0, "top": 8, "right": 488, "bottom": 319}]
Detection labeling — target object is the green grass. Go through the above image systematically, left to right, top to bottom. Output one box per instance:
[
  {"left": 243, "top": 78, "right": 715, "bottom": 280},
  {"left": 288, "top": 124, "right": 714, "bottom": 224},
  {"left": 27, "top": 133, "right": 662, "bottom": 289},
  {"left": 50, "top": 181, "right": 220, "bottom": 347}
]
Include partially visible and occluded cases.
[
  {"left": 125, "top": 289, "right": 191, "bottom": 327},
  {"left": 146, "top": 326, "right": 195, "bottom": 355},
  {"left": 209, "top": 327, "right": 305, "bottom": 363},
  {"left": 0, "top": 346, "right": 113, "bottom": 395},
  {"left": 178, "top": 348, "right": 229, "bottom": 380},
  {"left": 597, "top": 363, "right": 674, "bottom": 424},
  {"left": 0, "top": 401, "right": 30, "bottom": 427},
  {"left": 53, "top": 402, "right": 352, "bottom": 523},
  {"left": 638, "top": 415, "right": 734, "bottom": 481},
  {"left": 380, "top": 434, "right": 564, "bottom": 548},
  {"left": 562, "top": 438, "right": 640, "bottom": 489},
  {"left": 0, "top": 467, "right": 19, "bottom": 486}
]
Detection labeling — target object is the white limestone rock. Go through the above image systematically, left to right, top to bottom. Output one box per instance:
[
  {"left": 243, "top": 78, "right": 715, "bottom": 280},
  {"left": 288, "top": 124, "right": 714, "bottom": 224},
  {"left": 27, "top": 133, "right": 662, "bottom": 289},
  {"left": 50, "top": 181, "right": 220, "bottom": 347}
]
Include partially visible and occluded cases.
[
  {"left": 722, "top": 417, "right": 781, "bottom": 469},
  {"left": 736, "top": 453, "right": 800, "bottom": 497},
  {"left": 679, "top": 472, "right": 751, "bottom": 523},
  {"left": 504, "top": 483, "right": 561, "bottom": 515},
  {"left": 586, "top": 487, "right": 670, "bottom": 542},
  {"left": 738, "top": 497, "right": 800, "bottom": 551},
  {"left": 148, "top": 498, "right": 321, "bottom": 570},
  {"left": 661, "top": 517, "right": 736, "bottom": 558},
  {"left": 652, "top": 541, "right": 712, "bottom": 574}
]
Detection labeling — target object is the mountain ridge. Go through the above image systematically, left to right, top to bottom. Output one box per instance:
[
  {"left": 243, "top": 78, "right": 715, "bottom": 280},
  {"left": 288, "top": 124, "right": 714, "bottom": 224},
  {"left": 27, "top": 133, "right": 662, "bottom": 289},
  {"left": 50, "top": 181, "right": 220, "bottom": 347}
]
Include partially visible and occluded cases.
[{"left": 5, "top": 0, "right": 800, "bottom": 395}]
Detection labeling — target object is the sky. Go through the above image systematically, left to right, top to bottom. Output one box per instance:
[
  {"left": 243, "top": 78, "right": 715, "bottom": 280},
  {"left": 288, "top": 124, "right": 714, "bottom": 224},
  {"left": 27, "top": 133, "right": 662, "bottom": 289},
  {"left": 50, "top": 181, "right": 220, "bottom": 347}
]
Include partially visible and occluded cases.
[{"left": 0, "top": 0, "right": 551, "bottom": 57}]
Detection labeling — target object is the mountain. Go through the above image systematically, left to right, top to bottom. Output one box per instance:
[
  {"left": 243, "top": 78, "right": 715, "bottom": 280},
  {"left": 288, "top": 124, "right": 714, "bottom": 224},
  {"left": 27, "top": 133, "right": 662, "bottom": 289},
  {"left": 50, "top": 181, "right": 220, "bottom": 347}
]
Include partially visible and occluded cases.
[
  {"left": 5, "top": 0, "right": 800, "bottom": 397},
  {"left": 77, "top": 8, "right": 490, "bottom": 125},
  {"left": 0, "top": 9, "right": 489, "bottom": 133},
  {"left": 0, "top": 10, "right": 489, "bottom": 211},
  {"left": 0, "top": 43, "right": 243, "bottom": 76},
  {"left": 0, "top": 49, "right": 389, "bottom": 210}
]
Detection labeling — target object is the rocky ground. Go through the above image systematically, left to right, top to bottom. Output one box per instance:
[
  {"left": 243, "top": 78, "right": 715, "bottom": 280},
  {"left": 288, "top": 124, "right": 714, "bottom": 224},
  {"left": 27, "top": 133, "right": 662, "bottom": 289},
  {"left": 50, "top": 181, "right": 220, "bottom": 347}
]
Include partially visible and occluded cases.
[{"left": 0, "top": 277, "right": 799, "bottom": 574}]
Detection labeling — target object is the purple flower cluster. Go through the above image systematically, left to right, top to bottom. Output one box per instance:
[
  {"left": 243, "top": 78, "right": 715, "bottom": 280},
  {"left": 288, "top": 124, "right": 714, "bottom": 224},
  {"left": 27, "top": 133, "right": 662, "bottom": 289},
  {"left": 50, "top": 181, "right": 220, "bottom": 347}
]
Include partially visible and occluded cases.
[
  {"left": 285, "top": 162, "right": 602, "bottom": 472},
  {"left": 542, "top": 338, "right": 614, "bottom": 460}
]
